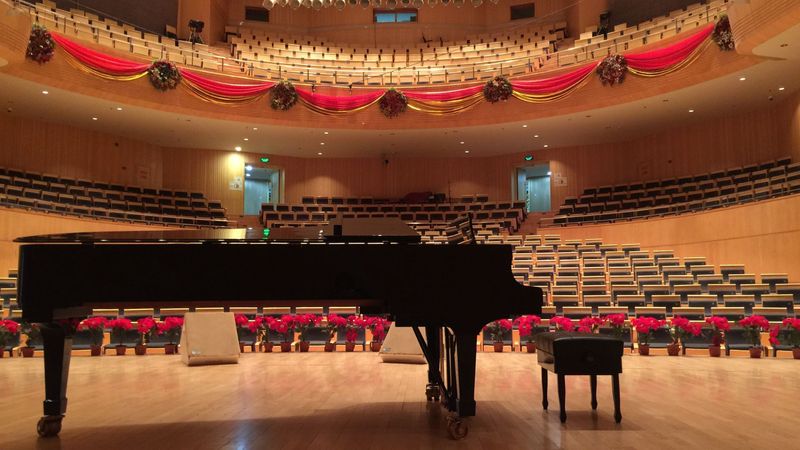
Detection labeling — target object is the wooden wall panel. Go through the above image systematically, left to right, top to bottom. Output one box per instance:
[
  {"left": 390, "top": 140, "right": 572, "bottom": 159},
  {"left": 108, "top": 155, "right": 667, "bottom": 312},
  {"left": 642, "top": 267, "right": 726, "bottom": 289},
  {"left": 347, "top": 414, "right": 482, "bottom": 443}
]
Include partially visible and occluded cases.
[
  {"left": 161, "top": 147, "right": 246, "bottom": 216},
  {"left": 538, "top": 194, "right": 800, "bottom": 282},
  {"left": 0, "top": 207, "right": 173, "bottom": 275}
]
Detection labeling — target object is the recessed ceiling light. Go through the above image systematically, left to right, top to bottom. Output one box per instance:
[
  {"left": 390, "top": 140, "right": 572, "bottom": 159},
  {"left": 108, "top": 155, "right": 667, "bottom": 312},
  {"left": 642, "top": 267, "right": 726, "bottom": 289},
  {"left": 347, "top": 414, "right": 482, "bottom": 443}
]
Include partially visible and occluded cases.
[
  {"left": 739, "top": 77, "right": 747, "bottom": 81},
  {"left": 778, "top": 86, "right": 785, "bottom": 91},
  {"left": 41, "top": 90, "right": 49, "bottom": 95},
  {"left": 116, "top": 107, "right": 123, "bottom": 111},
  {"left": 689, "top": 109, "right": 695, "bottom": 113},
  {"left": 91, "top": 117, "right": 98, "bottom": 121},
  {"left": 522, "top": 125, "right": 528, "bottom": 128},
  {"left": 252, "top": 127, "right": 258, "bottom": 131},
  {"left": 324, "top": 131, "right": 329, "bottom": 135},
  {"left": 533, "top": 134, "right": 539, "bottom": 138},
  {"left": 243, "top": 138, "right": 249, "bottom": 141},
  {"left": 460, "top": 141, "right": 465, "bottom": 144},
  {"left": 320, "top": 142, "right": 325, "bottom": 145},
  {"left": 543, "top": 144, "right": 549, "bottom": 148},
  {"left": 235, "top": 146, "right": 242, "bottom": 152},
  {"left": 464, "top": 150, "right": 470, "bottom": 154},
  {"left": 317, "top": 152, "right": 323, "bottom": 155},
  {"left": 245, "top": 165, "right": 253, "bottom": 171},
  {"left": 547, "top": 171, "right": 552, "bottom": 176}
]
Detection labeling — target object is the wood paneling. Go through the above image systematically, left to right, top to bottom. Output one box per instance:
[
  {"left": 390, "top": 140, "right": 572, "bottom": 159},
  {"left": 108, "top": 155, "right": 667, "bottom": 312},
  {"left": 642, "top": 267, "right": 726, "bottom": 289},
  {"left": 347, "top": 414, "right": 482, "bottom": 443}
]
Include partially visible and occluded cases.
[
  {"left": 539, "top": 194, "right": 800, "bottom": 282},
  {"left": 0, "top": 207, "right": 173, "bottom": 274}
]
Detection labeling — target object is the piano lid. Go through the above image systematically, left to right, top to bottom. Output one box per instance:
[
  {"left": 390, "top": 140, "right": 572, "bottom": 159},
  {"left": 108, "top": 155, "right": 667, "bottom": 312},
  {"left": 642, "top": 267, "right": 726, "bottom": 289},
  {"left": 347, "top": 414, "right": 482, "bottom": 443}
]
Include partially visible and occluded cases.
[{"left": 15, "top": 218, "right": 421, "bottom": 244}]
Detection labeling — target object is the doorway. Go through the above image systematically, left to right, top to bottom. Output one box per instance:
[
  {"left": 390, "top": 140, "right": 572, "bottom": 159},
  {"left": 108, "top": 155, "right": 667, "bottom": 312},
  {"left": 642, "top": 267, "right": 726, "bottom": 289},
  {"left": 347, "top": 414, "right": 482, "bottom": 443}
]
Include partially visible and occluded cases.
[
  {"left": 244, "top": 164, "right": 281, "bottom": 216},
  {"left": 515, "top": 164, "right": 551, "bottom": 213}
]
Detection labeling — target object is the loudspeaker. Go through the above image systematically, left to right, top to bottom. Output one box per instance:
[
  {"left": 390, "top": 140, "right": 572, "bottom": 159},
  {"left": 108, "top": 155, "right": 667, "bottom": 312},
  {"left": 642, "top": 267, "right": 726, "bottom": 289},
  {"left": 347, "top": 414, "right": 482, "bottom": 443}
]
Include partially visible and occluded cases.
[
  {"left": 179, "top": 312, "right": 240, "bottom": 366},
  {"left": 379, "top": 326, "right": 426, "bottom": 364}
]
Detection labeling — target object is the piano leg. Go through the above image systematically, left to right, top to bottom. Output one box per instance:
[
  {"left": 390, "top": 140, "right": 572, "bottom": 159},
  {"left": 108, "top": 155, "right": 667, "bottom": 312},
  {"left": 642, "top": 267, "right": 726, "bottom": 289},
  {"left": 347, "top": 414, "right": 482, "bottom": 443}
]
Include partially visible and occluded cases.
[
  {"left": 38, "top": 323, "right": 73, "bottom": 438},
  {"left": 412, "top": 326, "right": 442, "bottom": 402},
  {"left": 443, "top": 328, "right": 478, "bottom": 440},
  {"left": 541, "top": 368, "right": 549, "bottom": 410},
  {"left": 590, "top": 374, "right": 598, "bottom": 410}
]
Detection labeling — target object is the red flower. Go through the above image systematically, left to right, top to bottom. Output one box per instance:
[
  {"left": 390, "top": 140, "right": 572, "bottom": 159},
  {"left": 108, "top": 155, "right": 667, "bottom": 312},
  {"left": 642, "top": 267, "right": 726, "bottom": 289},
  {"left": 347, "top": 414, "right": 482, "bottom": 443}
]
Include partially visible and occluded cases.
[
  {"left": 234, "top": 314, "right": 250, "bottom": 328},
  {"left": 602, "top": 314, "right": 627, "bottom": 328},
  {"left": 515, "top": 315, "right": 542, "bottom": 340},
  {"left": 738, "top": 315, "right": 770, "bottom": 331},
  {"left": 550, "top": 316, "right": 574, "bottom": 332},
  {"left": 577, "top": 316, "right": 602, "bottom": 334},
  {"left": 630, "top": 316, "right": 665, "bottom": 344},
  {"left": 705, "top": 316, "right": 731, "bottom": 332},
  {"left": 137, "top": 317, "right": 156, "bottom": 335},
  {"left": 107, "top": 318, "right": 132, "bottom": 331},
  {"left": 1, "top": 319, "right": 20, "bottom": 335},
  {"left": 769, "top": 325, "right": 781, "bottom": 346}
]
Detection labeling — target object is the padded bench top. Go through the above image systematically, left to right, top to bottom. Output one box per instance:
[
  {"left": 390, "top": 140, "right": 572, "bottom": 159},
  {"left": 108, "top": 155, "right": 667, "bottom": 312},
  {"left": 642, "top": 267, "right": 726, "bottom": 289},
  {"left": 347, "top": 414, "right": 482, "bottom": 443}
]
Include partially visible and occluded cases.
[{"left": 536, "top": 332, "right": 623, "bottom": 355}]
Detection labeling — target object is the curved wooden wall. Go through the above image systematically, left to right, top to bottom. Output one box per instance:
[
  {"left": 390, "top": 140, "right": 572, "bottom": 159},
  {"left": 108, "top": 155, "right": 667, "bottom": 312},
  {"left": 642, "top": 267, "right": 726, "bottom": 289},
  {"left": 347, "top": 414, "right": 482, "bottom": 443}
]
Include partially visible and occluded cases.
[
  {"left": 538, "top": 193, "right": 800, "bottom": 282},
  {"left": 0, "top": 207, "right": 176, "bottom": 275}
]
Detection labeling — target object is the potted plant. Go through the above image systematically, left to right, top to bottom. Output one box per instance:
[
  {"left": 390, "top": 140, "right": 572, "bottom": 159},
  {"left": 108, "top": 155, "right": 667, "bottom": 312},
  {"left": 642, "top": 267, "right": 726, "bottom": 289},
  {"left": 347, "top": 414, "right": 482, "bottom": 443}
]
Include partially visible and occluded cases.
[
  {"left": 234, "top": 314, "right": 255, "bottom": 353},
  {"left": 294, "top": 314, "right": 321, "bottom": 352},
  {"left": 323, "top": 314, "right": 347, "bottom": 352},
  {"left": 602, "top": 314, "right": 628, "bottom": 340},
  {"left": 274, "top": 315, "right": 294, "bottom": 352},
  {"left": 345, "top": 315, "right": 365, "bottom": 352},
  {"left": 515, "top": 315, "right": 541, "bottom": 353},
  {"left": 738, "top": 315, "right": 770, "bottom": 358},
  {"left": 157, "top": 316, "right": 184, "bottom": 354},
  {"left": 366, "top": 316, "right": 391, "bottom": 352},
  {"left": 550, "top": 316, "right": 574, "bottom": 332},
  {"left": 577, "top": 316, "right": 602, "bottom": 334},
  {"left": 631, "top": 316, "right": 665, "bottom": 356},
  {"left": 667, "top": 316, "right": 701, "bottom": 356},
  {"left": 705, "top": 316, "right": 730, "bottom": 357},
  {"left": 78, "top": 317, "right": 107, "bottom": 356},
  {"left": 135, "top": 317, "right": 156, "bottom": 356},
  {"left": 261, "top": 317, "right": 275, "bottom": 352},
  {"left": 107, "top": 318, "right": 132, "bottom": 355},
  {"left": 778, "top": 318, "right": 800, "bottom": 359},
  {"left": 0, "top": 319, "right": 20, "bottom": 358},
  {"left": 483, "top": 319, "right": 512, "bottom": 352},
  {"left": 20, "top": 321, "right": 41, "bottom": 357}
]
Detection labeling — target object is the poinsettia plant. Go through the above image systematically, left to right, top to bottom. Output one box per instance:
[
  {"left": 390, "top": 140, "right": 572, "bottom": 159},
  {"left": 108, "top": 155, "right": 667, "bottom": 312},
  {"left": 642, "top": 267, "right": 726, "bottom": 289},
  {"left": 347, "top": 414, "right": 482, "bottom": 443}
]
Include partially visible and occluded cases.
[
  {"left": 713, "top": 15, "right": 734, "bottom": 51},
  {"left": 26, "top": 24, "right": 55, "bottom": 64},
  {"left": 596, "top": 54, "right": 627, "bottom": 86},
  {"left": 148, "top": 60, "right": 181, "bottom": 90},
  {"left": 483, "top": 76, "right": 513, "bottom": 103},
  {"left": 270, "top": 80, "right": 298, "bottom": 111},
  {"left": 379, "top": 88, "right": 408, "bottom": 118},
  {"left": 234, "top": 314, "right": 253, "bottom": 341},
  {"left": 293, "top": 314, "right": 322, "bottom": 342},
  {"left": 324, "top": 314, "right": 348, "bottom": 342},
  {"left": 602, "top": 314, "right": 627, "bottom": 338},
  {"left": 270, "top": 315, "right": 294, "bottom": 343},
  {"left": 345, "top": 315, "right": 366, "bottom": 343},
  {"left": 515, "top": 315, "right": 542, "bottom": 343},
  {"left": 738, "top": 315, "right": 770, "bottom": 348},
  {"left": 156, "top": 316, "right": 184, "bottom": 345},
  {"left": 366, "top": 316, "right": 391, "bottom": 343},
  {"left": 550, "top": 316, "right": 574, "bottom": 332},
  {"left": 577, "top": 316, "right": 602, "bottom": 334},
  {"left": 631, "top": 316, "right": 665, "bottom": 345},
  {"left": 669, "top": 316, "right": 702, "bottom": 344},
  {"left": 705, "top": 316, "right": 730, "bottom": 346},
  {"left": 78, "top": 317, "right": 107, "bottom": 346},
  {"left": 136, "top": 317, "right": 157, "bottom": 345},
  {"left": 107, "top": 318, "right": 132, "bottom": 346},
  {"left": 779, "top": 318, "right": 800, "bottom": 348},
  {"left": 0, "top": 319, "right": 20, "bottom": 348},
  {"left": 483, "top": 319, "right": 512, "bottom": 343},
  {"left": 20, "top": 321, "right": 42, "bottom": 348}
]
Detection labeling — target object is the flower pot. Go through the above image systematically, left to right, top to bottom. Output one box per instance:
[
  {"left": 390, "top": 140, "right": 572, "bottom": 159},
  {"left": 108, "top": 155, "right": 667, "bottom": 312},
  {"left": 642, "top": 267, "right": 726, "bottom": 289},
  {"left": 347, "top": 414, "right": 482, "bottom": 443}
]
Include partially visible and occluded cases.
[
  {"left": 299, "top": 341, "right": 310, "bottom": 352},
  {"left": 370, "top": 341, "right": 382, "bottom": 352},
  {"left": 239, "top": 342, "right": 246, "bottom": 353},
  {"left": 262, "top": 342, "right": 274, "bottom": 353},
  {"left": 280, "top": 342, "right": 292, "bottom": 353},
  {"left": 324, "top": 342, "right": 336, "bottom": 352},
  {"left": 345, "top": 342, "right": 356, "bottom": 352},
  {"left": 493, "top": 342, "right": 504, "bottom": 353},
  {"left": 525, "top": 342, "right": 536, "bottom": 353},
  {"left": 667, "top": 342, "right": 680, "bottom": 356},
  {"left": 164, "top": 343, "right": 178, "bottom": 355},
  {"left": 134, "top": 344, "right": 147, "bottom": 356},
  {"left": 638, "top": 344, "right": 650, "bottom": 356},
  {"left": 90, "top": 345, "right": 102, "bottom": 356},
  {"left": 115, "top": 345, "right": 127, "bottom": 356},
  {"left": 708, "top": 345, "right": 721, "bottom": 357},
  {"left": 21, "top": 347, "right": 35, "bottom": 358},
  {"left": 749, "top": 347, "right": 762, "bottom": 359},
  {"left": 793, "top": 348, "right": 800, "bottom": 360},
  {"left": 0, "top": 350, "right": 4, "bottom": 358}
]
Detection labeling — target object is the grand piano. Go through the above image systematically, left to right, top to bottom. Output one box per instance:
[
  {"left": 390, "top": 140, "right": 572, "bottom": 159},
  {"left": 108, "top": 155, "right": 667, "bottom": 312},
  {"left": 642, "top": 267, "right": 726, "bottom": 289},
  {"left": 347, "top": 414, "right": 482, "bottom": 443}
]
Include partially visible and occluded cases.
[{"left": 16, "top": 218, "right": 542, "bottom": 439}]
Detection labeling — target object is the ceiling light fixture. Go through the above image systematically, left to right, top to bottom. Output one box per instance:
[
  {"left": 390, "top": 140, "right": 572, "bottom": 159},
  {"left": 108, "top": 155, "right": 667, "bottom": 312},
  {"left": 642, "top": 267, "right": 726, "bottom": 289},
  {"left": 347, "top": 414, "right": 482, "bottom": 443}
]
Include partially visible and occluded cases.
[
  {"left": 739, "top": 76, "right": 747, "bottom": 81},
  {"left": 778, "top": 86, "right": 785, "bottom": 91},
  {"left": 41, "top": 90, "right": 49, "bottom": 95},
  {"left": 116, "top": 107, "right": 123, "bottom": 111},
  {"left": 689, "top": 109, "right": 695, "bottom": 113},
  {"left": 91, "top": 117, "right": 98, "bottom": 121},
  {"left": 522, "top": 125, "right": 528, "bottom": 128},
  {"left": 252, "top": 127, "right": 258, "bottom": 131},
  {"left": 324, "top": 131, "right": 329, "bottom": 135},
  {"left": 533, "top": 134, "right": 539, "bottom": 138},
  {"left": 243, "top": 138, "right": 249, "bottom": 141},
  {"left": 460, "top": 141, "right": 465, "bottom": 144},
  {"left": 320, "top": 142, "right": 325, "bottom": 145},
  {"left": 543, "top": 144, "right": 549, "bottom": 148},
  {"left": 235, "top": 146, "right": 242, "bottom": 152},
  {"left": 464, "top": 150, "right": 470, "bottom": 154},
  {"left": 317, "top": 152, "right": 323, "bottom": 155},
  {"left": 245, "top": 165, "right": 253, "bottom": 172}
]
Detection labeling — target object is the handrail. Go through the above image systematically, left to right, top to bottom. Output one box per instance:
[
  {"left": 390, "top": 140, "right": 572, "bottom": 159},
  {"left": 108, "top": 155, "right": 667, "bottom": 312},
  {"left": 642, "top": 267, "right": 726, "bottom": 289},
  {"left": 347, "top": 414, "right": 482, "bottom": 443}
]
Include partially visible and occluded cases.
[{"left": 6, "top": 0, "right": 727, "bottom": 89}]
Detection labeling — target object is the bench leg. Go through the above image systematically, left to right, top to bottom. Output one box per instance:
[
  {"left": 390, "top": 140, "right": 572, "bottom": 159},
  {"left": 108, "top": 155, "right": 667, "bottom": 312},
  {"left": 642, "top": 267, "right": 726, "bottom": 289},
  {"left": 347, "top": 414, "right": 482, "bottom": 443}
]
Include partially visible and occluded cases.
[
  {"left": 541, "top": 368, "right": 548, "bottom": 410},
  {"left": 612, "top": 373, "right": 622, "bottom": 423},
  {"left": 557, "top": 374, "right": 566, "bottom": 423},
  {"left": 590, "top": 374, "right": 597, "bottom": 410}
]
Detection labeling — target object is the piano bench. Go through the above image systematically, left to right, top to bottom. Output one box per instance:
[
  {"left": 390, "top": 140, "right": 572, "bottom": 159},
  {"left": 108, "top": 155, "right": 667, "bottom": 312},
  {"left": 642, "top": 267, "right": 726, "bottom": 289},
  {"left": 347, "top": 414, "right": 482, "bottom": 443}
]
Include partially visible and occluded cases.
[{"left": 535, "top": 332, "right": 624, "bottom": 424}]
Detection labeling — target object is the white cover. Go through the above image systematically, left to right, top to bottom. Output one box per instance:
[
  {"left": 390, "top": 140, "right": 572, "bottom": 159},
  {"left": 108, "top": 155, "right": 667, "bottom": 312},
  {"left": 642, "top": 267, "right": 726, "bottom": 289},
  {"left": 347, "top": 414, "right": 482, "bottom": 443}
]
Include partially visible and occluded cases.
[
  {"left": 180, "top": 312, "right": 240, "bottom": 366},
  {"left": 379, "top": 326, "right": 426, "bottom": 364}
]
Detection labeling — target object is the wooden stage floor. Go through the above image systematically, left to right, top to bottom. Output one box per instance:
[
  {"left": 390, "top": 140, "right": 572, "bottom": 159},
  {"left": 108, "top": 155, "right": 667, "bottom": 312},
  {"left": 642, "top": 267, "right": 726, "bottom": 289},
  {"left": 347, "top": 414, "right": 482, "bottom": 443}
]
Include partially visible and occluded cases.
[{"left": 0, "top": 351, "right": 796, "bottom": 449}]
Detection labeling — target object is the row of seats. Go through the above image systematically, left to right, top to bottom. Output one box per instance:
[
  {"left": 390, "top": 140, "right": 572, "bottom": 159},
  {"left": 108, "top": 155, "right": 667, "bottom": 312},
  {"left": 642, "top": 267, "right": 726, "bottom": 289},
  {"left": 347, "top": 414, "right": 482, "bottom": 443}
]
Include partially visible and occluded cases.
[
  {"left": 545, "top": 158, "right": 800, "bottom": 226},
  {"left": 299, "top": 194, "right": 491, "bottom": 204}
]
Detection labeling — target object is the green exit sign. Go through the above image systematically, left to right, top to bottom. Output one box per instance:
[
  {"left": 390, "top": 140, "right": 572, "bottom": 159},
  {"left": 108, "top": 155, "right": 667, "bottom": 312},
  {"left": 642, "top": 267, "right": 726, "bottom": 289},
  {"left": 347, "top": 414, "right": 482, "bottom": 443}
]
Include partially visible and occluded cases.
[
  {"left": 524, "top": 154, "right": 533, "bottom": 161},
  {"left": 260, "top": 157, "right": 270, "bottom": 164}
]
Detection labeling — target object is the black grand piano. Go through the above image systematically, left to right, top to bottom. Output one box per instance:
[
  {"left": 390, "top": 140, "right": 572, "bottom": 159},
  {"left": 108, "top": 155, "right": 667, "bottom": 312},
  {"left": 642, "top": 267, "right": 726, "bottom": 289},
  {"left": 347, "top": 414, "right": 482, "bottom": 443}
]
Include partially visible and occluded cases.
[{"left": 16, "top": 218, "right": 542, "bottom": 439}]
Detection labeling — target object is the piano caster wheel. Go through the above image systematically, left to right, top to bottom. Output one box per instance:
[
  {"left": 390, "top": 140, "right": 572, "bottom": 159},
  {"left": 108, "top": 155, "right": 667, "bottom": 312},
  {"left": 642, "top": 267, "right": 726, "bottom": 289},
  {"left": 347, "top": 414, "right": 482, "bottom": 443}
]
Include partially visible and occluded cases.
[
  {"left": 425, "top": 385, "right": 440, "bottom": 402},
  {"left": 37, "top": 415, "right": 63, "bottom": 438},
  {"left": 447, "top": 415, "right": 469, "bottom": 440}
]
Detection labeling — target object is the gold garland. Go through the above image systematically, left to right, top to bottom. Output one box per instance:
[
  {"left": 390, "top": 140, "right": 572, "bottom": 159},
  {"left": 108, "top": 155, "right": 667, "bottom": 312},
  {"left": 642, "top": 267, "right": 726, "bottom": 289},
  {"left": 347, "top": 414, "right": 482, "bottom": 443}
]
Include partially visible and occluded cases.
[
  {"left": 59, "top": 47, "right": 147, "bottom": 81},
  {"left": 511, "top": 65, "right": 596, "bottom": 104},
  {"left": 179, "top": 78, "right": 269, "bottom": 105},
  {"left": 406, "top": 92, "right": 485, "bottom": 115},
  {"left": 297, "top": 94, "right": 384, "bottom": 116}
]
